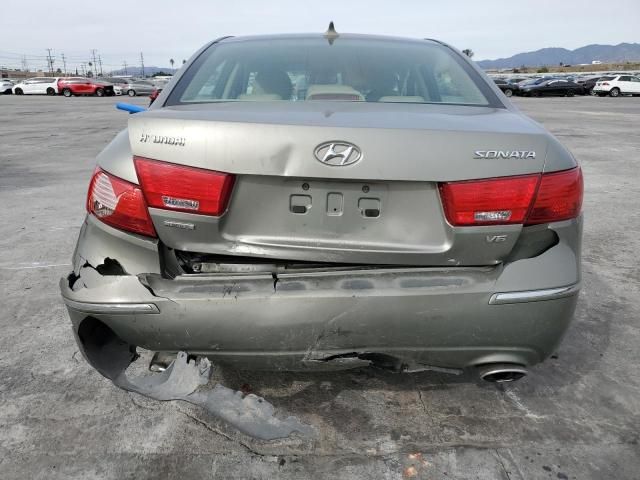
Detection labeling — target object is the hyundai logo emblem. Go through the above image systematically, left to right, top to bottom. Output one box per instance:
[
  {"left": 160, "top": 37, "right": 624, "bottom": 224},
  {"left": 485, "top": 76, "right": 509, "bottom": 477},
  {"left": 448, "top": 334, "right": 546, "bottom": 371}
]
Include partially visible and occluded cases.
[{"left": 314, "top": 141, "right": 362, "bottom": 166}]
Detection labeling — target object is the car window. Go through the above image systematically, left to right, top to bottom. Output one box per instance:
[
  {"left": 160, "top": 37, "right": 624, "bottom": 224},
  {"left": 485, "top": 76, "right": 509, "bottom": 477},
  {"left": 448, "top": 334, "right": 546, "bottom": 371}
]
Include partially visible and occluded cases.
[
  {"left": 168, "top": 37, "right": 500, "bottom": 106},
  {"left": 630, "top": 77, "right": 640, "bottom": 82}
]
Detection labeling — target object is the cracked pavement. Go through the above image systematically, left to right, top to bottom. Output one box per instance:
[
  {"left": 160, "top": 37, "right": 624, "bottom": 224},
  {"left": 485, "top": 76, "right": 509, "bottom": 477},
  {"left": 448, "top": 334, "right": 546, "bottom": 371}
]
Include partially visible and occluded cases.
[{"left": 1, "top": 95, "right": 639, "bottom": 479}]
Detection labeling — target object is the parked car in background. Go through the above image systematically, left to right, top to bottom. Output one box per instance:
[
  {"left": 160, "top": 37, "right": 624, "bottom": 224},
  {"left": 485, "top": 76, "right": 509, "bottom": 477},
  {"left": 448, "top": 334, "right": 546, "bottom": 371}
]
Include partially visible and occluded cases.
[
  {"left": 61, "top": 32, "right": 583, "bottom": 391},
  {"left": 592, "top": 75, "right": 640, "bottom": 97},
  {"left": 576, "top": 76, "right": 610, "bottom": 95},
  {"left": 12, "top": 77, "right": 61, "bottom": 95},
  {"left": 103, "top": 77, "right": 131, "bottom": 88},
  {"left": 513, "top": 77, "right": 554, "bottom": 94},
  {"left": 58, "top": 78, "right": 115, "bottom": 97},
  {"left": 96, "top": 78, "right": 123, "bottom": 95},
  {"left": 151, "top": 78, "right": 171, "bottom": 89},
  {"left": 493, "top": 78, "right": 519, "bottom": 97},
  {"left": 1, "top": 79, "right": 14, "bottom": 94},
  {"left": 120, "top": 79, "right": 155, "bottom": 96},
  {"left": 520, "top": 79, "right": 582, "bottom": 97},
  {"left": 149, "top": 87, "right": 162, "bottom": 105}
]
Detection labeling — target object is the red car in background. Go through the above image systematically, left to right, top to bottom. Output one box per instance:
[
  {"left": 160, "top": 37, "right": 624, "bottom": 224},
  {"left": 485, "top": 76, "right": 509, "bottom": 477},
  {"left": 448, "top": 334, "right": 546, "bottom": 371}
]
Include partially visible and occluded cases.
[
  {"left": 58, "top": 78, "right": 115, "bottom": 97},
  {"left": 149, "top": 87, "right": 162, "bottom": 105}
]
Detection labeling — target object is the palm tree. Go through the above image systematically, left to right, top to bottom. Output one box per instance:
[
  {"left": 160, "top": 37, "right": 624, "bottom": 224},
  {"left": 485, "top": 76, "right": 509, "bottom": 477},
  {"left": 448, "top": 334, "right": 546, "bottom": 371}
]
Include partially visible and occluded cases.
[
  {"left": 462, "top": 49, "right": 474, "bottom": 58},
  {"left": 169, "top": 58, "right": 175, "bottom": 72},
  {"left": 182, "top": 59, "right": 186, "bottom": 65}
]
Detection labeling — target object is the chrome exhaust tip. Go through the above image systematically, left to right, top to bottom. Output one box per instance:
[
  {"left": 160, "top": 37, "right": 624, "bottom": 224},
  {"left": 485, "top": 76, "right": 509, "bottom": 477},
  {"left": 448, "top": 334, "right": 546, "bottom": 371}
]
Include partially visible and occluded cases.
[{"left": 478, "top": 363, "right": 528, "bottom": 383}]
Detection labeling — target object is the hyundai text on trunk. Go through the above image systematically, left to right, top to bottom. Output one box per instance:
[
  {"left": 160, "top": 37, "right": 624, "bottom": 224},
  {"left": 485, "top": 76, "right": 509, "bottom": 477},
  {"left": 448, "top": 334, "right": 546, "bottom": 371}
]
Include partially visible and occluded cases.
[{"left": 60, "top": 31, "right": 583, "bottom": 387}]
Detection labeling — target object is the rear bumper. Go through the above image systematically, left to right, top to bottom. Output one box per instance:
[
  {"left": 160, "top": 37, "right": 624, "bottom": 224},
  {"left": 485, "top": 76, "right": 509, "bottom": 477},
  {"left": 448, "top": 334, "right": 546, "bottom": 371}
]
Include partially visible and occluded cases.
[{"left": 60, "top": 215, "right": 582, "bottom": 372}]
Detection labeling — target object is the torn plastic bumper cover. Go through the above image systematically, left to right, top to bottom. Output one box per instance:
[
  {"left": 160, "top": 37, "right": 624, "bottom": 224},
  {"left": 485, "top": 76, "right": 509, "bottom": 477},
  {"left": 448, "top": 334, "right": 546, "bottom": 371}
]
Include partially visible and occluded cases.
[{"left": 77, "top": 317, "right": 315, "bottom": 440}]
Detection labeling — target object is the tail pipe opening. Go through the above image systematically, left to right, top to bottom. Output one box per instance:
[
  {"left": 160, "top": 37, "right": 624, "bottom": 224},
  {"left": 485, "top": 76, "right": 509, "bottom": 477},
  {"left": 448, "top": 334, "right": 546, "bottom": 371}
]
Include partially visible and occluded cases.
[{"left": 478, "top": 363, "right": 528, "bottom": 383}]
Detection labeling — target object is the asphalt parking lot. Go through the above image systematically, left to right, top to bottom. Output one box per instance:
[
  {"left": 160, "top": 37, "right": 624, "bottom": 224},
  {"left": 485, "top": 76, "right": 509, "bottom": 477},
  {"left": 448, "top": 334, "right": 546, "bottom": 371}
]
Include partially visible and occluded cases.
[{"left": 1, "top": 94, "right": 639, "bottom": 479}]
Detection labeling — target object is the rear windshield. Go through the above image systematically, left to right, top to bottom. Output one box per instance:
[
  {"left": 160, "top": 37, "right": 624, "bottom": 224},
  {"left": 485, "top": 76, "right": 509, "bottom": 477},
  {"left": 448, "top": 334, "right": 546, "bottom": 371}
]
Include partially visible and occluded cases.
[{"left": 167, "top": 37, "right": 500, "bottom": 107}]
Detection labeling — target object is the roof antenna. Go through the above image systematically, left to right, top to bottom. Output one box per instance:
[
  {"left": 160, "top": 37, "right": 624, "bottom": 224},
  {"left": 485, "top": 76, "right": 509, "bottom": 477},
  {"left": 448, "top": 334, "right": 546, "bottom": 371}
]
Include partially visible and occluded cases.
[{"left": 324, "top": 21, "right": 339, "bottom": 45}]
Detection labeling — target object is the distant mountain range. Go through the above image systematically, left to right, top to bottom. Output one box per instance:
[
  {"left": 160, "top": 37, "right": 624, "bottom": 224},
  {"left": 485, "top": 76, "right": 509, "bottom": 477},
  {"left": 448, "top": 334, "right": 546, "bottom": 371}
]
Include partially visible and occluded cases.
[
  {"left": 477, "top": 43, "right": 640, "bottom": 69},
  {"left": 108, "top": 66, "right": 175, "bottom": 77}
]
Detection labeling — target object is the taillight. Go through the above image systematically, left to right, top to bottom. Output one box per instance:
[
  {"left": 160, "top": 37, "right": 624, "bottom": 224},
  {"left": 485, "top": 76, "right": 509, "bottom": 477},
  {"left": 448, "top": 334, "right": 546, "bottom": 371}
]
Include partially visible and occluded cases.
[
  {"left": 601, "top": 82, "right": 609, "bottom": 86},
  {"left": 133, "top": 157, "right": 235, "bottom": 216},
  {"left": 439, "top": 167, "right": 582, "bottom": 226},
  {"left": 526, "top": 167, "right": 583, "bottom": 225},
  {"left": 87, "top": 168, "right": 157, "bottom": 237},
  {"left": 439, "top": 174, "right": 539, "bottom": 226}
]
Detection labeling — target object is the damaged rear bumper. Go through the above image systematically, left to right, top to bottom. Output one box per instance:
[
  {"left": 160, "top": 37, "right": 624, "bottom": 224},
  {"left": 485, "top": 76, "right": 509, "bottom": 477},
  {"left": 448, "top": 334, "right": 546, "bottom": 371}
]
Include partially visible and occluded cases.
[{"left": 61, "top": 216, "right": 581, "bottom": 372}]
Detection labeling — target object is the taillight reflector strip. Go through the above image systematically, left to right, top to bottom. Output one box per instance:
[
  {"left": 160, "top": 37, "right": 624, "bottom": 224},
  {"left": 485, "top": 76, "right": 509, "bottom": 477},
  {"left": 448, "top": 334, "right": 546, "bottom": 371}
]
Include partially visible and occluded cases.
[
  {"left": 134, "top": 157, "right": 235, "bottom": 216},
  {"left": 439, "top": 167, "right": 582, "bottom": 226},
  {"left": 87, "top": 168, "right": 157, "bottom": 237}
]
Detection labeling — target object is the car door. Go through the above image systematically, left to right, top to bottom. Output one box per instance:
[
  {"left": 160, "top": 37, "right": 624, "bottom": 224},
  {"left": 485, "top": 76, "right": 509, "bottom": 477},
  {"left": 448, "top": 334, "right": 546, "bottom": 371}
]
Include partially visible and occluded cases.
[
  {"left": 616, "top": 76, "right": 632, "bottom": 94},
  {"left": 628, "top": 77, "right": 640, "bottom": 94},
  {"left": 21, "top": 78, "right": 37, "bottom": 94},
  {"left": 33, "top": 78, "right": 51, "bottom": 94},
  {"left": 82, "top": 80, "right": 95, "bottom": 94},
  {"left": 540, "top": 80, "right": 557, "bottom": 95},
  {"left": 139, "top": 81, "right": 154, "bottom": 94},
  {"left": 557, "top": 81, "right": 572, "bottom": 96}
]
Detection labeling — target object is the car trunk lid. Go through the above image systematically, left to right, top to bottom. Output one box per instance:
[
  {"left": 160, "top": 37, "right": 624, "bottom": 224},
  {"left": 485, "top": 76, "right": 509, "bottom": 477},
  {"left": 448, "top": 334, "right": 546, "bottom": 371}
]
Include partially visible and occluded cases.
[{"left": 127, "top": 102, "right": 550, "bottom": 266}]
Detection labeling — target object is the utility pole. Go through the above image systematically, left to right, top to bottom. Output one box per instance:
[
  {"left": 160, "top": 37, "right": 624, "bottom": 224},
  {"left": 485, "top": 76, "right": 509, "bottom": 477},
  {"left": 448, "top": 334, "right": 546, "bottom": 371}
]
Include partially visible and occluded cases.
[
  {"left": 46, "top": 49, "right": 55, "bottom": 74},
  {"left": 91, "top": 49, "right": 98, "bottom": 77},
  {"left": 140, "top": 52, "right": 145, "bottom": 78},
  {"left": 61, "top": 53, "right": 67, "bottom": 75},
  {"left": 21, "top": 55, "right": 28, "bottom": 72},
  {"left": 98, "top": 55, "right": 103, "bottom": 76},
  {"left": 122, "top": 61, "right": 128, "bottom": 76}
]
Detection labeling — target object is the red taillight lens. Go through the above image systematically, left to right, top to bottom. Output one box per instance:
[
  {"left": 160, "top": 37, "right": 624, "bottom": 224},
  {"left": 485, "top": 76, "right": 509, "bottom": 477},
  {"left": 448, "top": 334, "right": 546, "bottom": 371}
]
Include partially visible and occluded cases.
[
  {"left": 601, "top": 82, "right": 609, "bottom": 86},
  {"left": 134, "top": 157, "right": 235, "bottom": 216},
  {"left": 439, "top": 167, "right": 583, "bottom": 226},
  {"left": 526, "top": 167, "right": 583, "bottom": 225},
  {"left": 87, "top": 168, "right": 157, "bottom": 237},
  {"left": 439, "top": 174, "right": 540, "bottom": 226}
]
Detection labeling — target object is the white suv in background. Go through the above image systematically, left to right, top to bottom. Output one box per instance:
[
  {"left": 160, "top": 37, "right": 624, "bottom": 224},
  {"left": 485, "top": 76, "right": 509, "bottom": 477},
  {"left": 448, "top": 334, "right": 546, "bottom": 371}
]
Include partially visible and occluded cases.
[
  {"left": 593, "top": 75, "right": 640, "bottom": 97},
  {"left": 12, "top": 77, "right": 61, "bottom": 95},
  {"left": 1, "top": 79, "right": 14, "bottom": 94}
]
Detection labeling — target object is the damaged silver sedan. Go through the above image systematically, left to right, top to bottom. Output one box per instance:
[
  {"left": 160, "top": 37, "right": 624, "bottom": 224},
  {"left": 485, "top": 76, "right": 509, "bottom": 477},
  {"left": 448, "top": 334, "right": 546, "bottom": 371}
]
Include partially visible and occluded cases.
[{"left": 61, "top": 29, "right": 583, "bottom": 419}]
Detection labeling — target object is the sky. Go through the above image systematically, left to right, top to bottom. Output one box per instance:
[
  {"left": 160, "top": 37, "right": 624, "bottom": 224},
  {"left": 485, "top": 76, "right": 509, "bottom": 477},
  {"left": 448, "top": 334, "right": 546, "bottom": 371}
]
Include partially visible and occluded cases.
[{"left": 1, "top": 0, "right": 638, "bottom": 73}]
